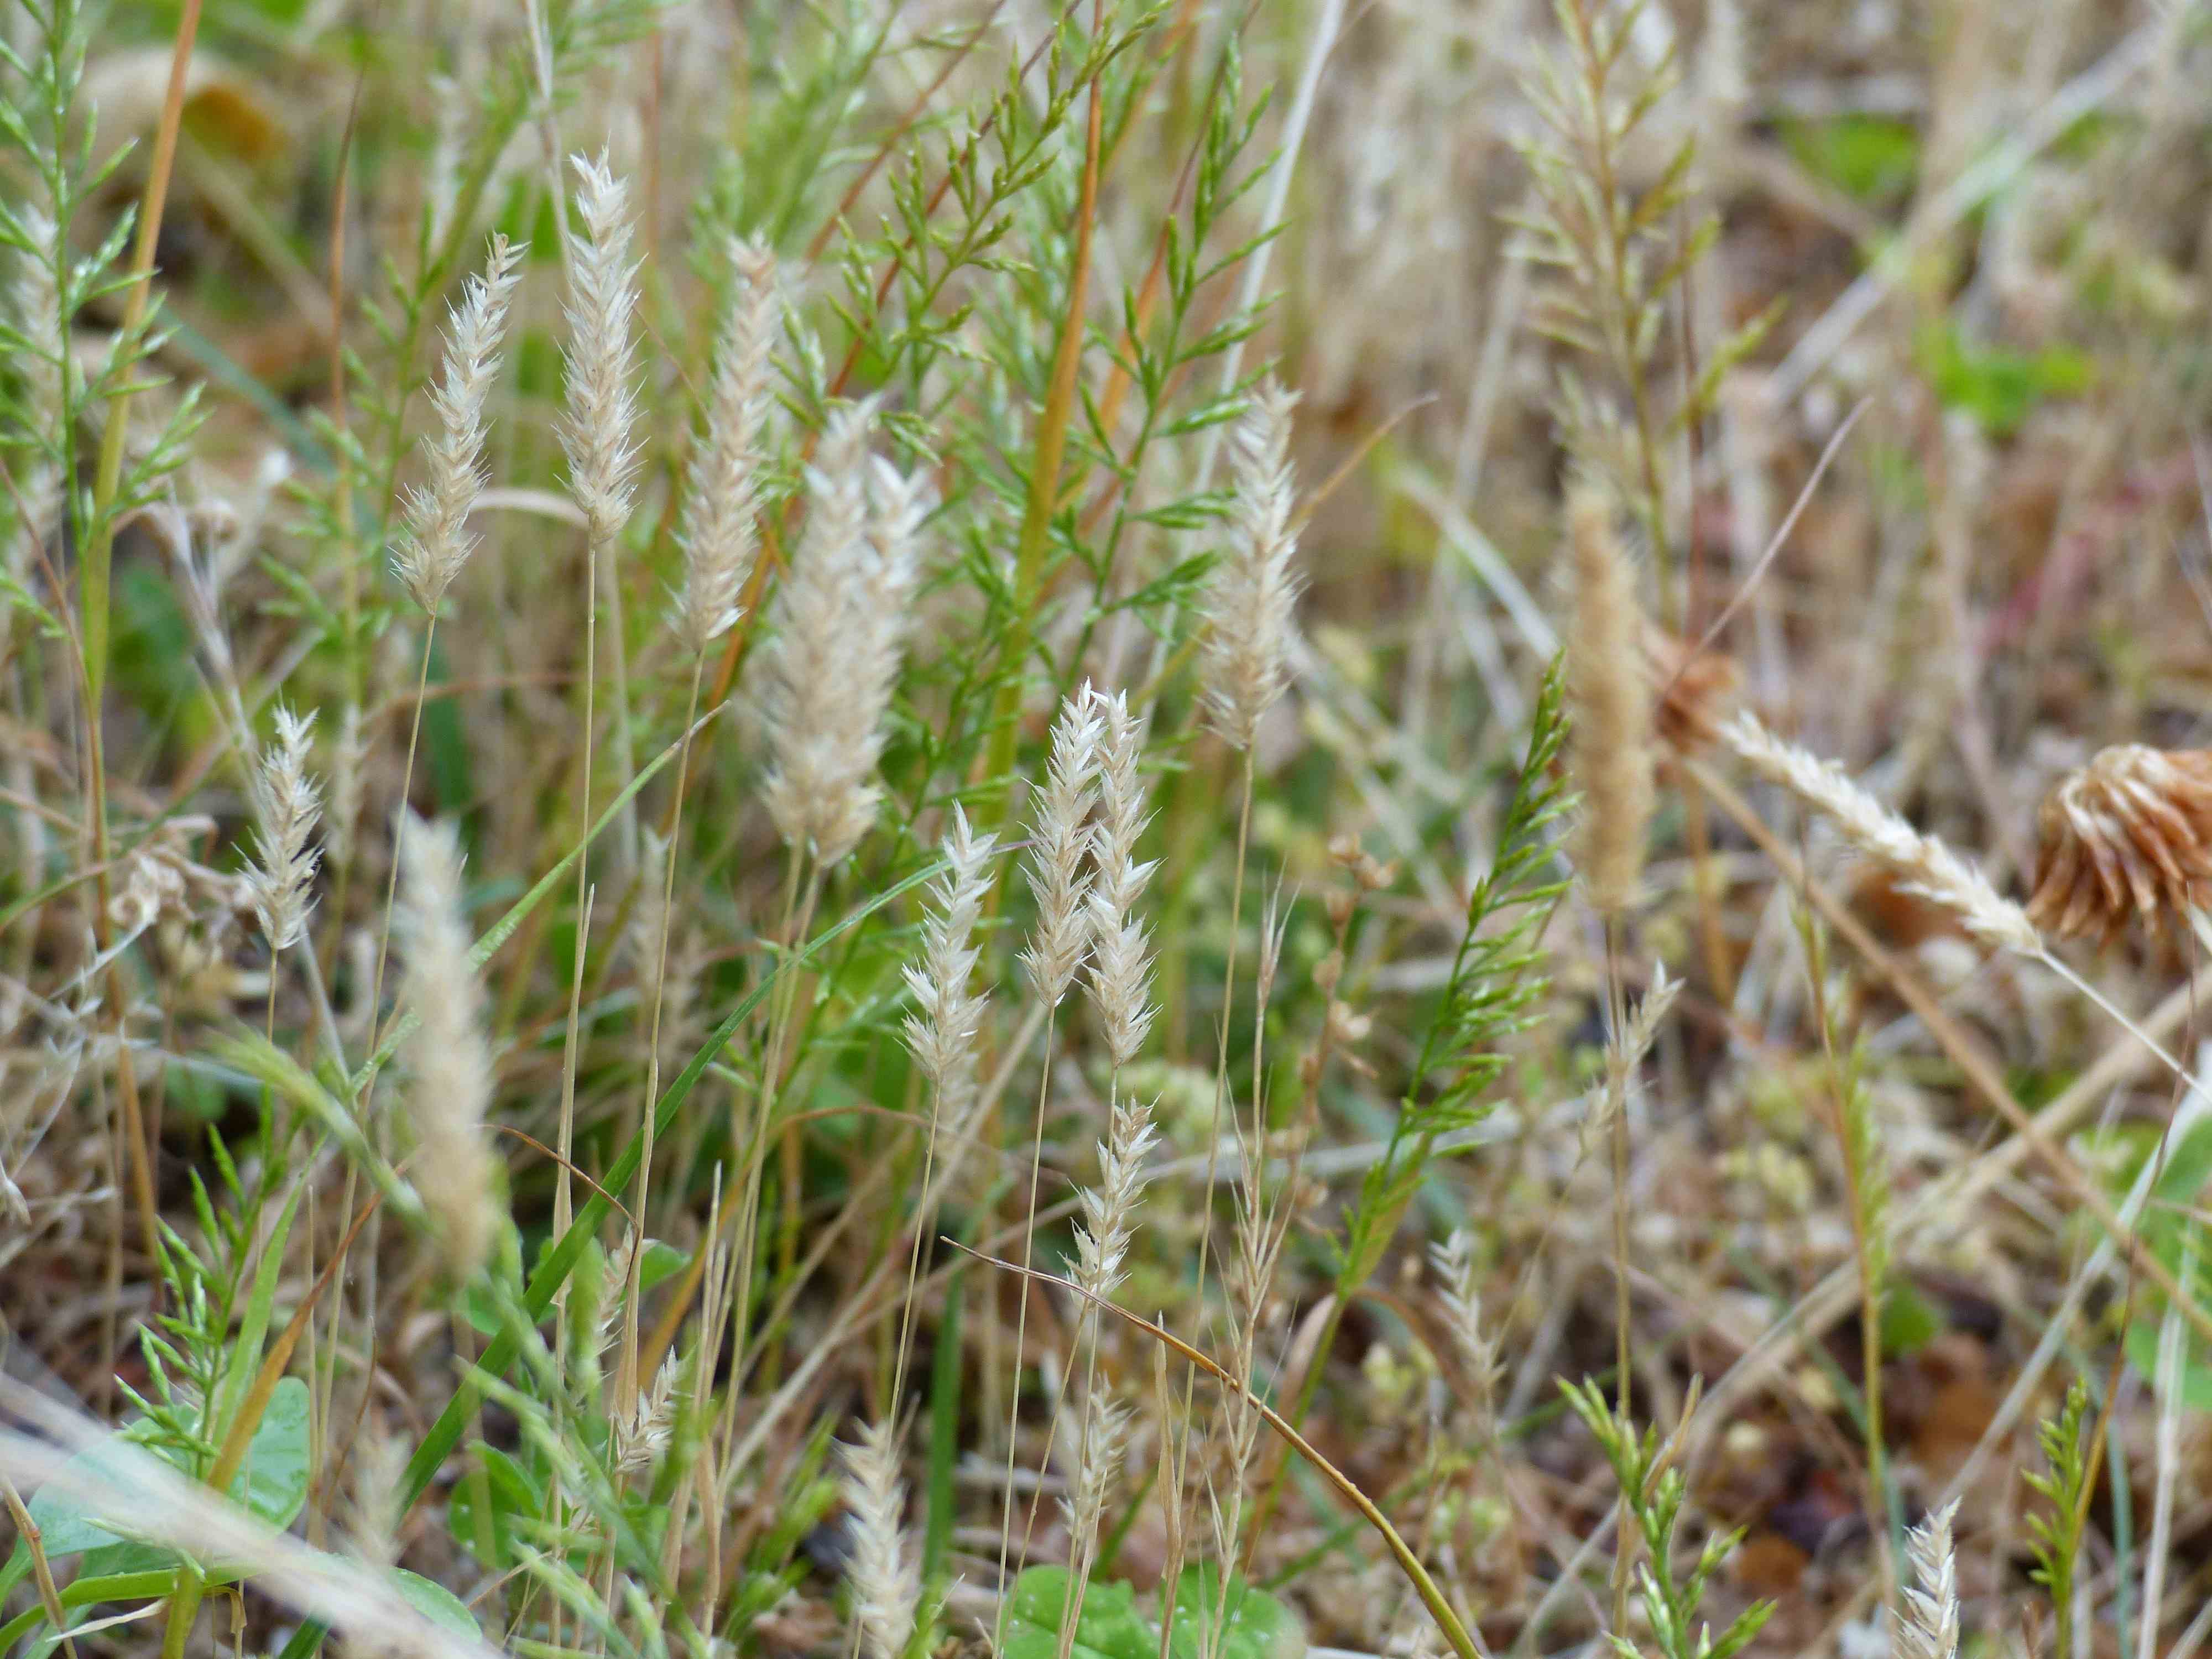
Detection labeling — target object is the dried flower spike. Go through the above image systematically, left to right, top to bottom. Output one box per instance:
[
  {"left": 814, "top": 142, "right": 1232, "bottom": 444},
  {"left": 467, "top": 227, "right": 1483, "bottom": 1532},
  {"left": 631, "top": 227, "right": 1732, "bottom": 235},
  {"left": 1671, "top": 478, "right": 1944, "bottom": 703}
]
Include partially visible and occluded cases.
[
  {"left": 560, "top": 153, "right": 644, "bottom": 550},
  {"left": 390, "top": 234, "right": 525, "bottom": 612},
  {"left": 674, "top": 236, "right": 781, "bottom": 653},
  {"left": 1201, "top": 380, "right": 1303, "bottom": 751},
  {"left": 755, "top": 404, "right": 926, "bottom": 864},
  {"left": 1564, "top": 488, "right": 1653, "bottom": 918},
  {"left": 1020, "top": 686, "right": 1106, "bottom": 1006},
  {"left": 1085, "top": 688, "right": 1158, "bottom": 1070},
  {"left": 248, "top": 705, "right": 323, "bottom": 953},
  {"left": 1720, "top": 709, "right": 2041, "bottom": 957},
  {"left": 2027, "top": 745, "right": 2212, "bottom": 942},
  {"left": 901, "top": 806, "right": 998, "bottom": 1135},
  {"left": 398, "top": 813, "right": 498, "bottom": 1278},
  {"left": 1072, "top": 1088, "right": 1160, "bottom": 1304},
  {"left": 837, "top": 1420, "right": 919, "bottom": 1659},
  {"left": 1898, "top": 1499, "right": 1960, "bottom": 1659}
]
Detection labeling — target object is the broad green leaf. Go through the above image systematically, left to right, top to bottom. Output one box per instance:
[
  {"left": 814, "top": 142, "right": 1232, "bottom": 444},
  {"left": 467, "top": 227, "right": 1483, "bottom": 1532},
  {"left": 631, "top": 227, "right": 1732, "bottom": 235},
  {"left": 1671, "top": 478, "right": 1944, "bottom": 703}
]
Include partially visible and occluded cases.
[
  {"left": 234, "top": 1376, "right": 312, "bottom": 1530},
  {"left": 23, "top": 1422, "right": 168, "bottom": 1558},
  {"left": 447, "top": 1446, "right": 544, "bottom": 1569},
  {"left": 1001, "top": 1566, "right": 1306, "bottom": 1659},
  {"left": 1165, "top": 1566, "right": 1306, "bottom": 1659},
  {"left": 1003, "top": 1567, "right": 1156, "bottom": 1659},
  {"left": 393, "top": 1569, "right": 481, "bottom": 1640}
]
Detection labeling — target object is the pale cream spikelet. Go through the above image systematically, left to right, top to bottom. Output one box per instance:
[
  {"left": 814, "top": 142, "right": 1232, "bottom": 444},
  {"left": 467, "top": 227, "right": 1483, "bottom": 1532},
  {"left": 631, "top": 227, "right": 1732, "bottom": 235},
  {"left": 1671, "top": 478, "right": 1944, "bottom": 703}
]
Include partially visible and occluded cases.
[
  {"left": 559, "top": 153, "right": 645, "bottom": 550},
  {"left": 390, "top": 234, "right": 525, "bottom": 613},
  {"left": 674, "top": 234, "right": 781, "bottom": 653},
  {"left": 1201, "top": 379, "right": 1303, "bottom": 752},
  {"left": 756, "top": 406, "right": 926, "bottom": 864},
  {"left": 1564, "top": 488, "right": 1653, "bottom": 919},
  {"left": 1020, "top": 685, "right": 1107, "bottom": 1006},
  {"left": 1084, "top": 688, "right": 1158, "bottom": 1070},
  {"left": 248, "top": 705, "right": 323, "bottom": 953},
  {"left": 1719, "top": 709, "right": 2041, "bottom": 957},
  {"left": 2027, "top": 744, "right": 2212, "bottom": 942},
  {"left": 901, "top": 806, "right": 998, "bottom": 1135},
  {"left": 397, "top": 813, "right": 498, "bottom": 1278},
  {"left": 1071, "top": 1089, "right": 1161, "bottom": 1305},
  {"left": 1429, "top": 1228, "right": 1501, "bottom": 1426},
  {"left": 614, "top": 1352, "right": 681, "bottom": 1475},
  {"left": 1061, "top": 1392, "right": 1131, "bottom": 1579},
  {"left": 837, "top": 1419, "right": 920, "bottom": 1659},
  {"left": 1898, "top": 1499, "right": 1960, "bottom": 1659}
]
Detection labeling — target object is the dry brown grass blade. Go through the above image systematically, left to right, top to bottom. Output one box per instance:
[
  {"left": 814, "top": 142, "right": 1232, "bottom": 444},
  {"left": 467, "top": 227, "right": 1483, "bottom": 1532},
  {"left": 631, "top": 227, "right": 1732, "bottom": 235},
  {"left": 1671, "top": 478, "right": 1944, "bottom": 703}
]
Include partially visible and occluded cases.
[
  {"left": 1687, "top": 755, "right": 2212, "bottom": 1352},
  {"left": 1, "top": 1476, "right": 80, "bottom": 1659}
]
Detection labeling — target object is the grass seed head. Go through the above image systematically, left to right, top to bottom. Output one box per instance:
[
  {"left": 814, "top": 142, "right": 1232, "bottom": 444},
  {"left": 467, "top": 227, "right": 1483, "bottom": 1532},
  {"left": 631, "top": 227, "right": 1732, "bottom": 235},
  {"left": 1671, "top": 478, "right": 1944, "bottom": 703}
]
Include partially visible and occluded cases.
[
  {"left": 560, "top": 153, "right": 645, "bottom": 550},
  {"left": 391, "top": 233, "right": 524, "bottom": 613},
  {"left": 674, "top": 234, "right": 781, "bottom": 653},
  {"left": 1202, "top": 379, "right": 1303, "bottom": 752},
  {"left": 756, "top": 403, "right": 924, "bottom": 864},
  {"left": 1564, "top": 487, "right": 1653, "bottom": 919},
  {"left": 1021, "top": 684, "right": 1107, "bottom": 1006},
  {"left": 248, "top": 704, "right": 323, "bottom": 953},
  {"left": 1720, "top": 709, "right": 2041, "bottom": 957},
  {"left": 2027, "top": 744, "right": 2212, "bottom": 941},
  {"left": 398, "top": 812, "right": 497, "bottom": 1279},
  {"left": 837, "top": 1419, "right": 919, "bottom": 1659}
]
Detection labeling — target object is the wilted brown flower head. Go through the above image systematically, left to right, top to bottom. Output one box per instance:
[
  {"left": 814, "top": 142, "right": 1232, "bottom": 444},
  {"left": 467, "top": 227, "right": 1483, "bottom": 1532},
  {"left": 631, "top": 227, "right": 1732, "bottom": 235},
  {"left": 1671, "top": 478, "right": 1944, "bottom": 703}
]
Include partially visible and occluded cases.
[
  {"left": 1643, "top": 625, "right": 1740, "bottom": 752},
  {"left": 2028, "top": 744, "right": 2212, "bottom": 941}
]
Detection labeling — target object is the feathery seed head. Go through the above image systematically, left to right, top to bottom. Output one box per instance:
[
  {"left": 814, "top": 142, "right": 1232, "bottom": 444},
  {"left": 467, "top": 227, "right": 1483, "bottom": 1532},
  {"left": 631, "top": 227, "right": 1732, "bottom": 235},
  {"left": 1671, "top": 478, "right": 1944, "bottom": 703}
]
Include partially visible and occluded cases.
[
  {"left": 560, "top": 153, "right": 644, "bottom": 549},
  {"left": 390, "top": 234, "right": 525, "bottom": 613},
  {"left": 674, "top": 236, "right": 781, "bottom": 652},
  {"left": 1201, "top": 380, "right": 1303, "bottom": 751},
  {"left": 756, "top": 403, "right": 925, "bottom": 864},
  {"left": 1564, "top": 488, "right": 1653, "bottom": 919},
  {"left": 1021, "top": 685, "right": 1107, "bottom": 1005},
  {"left": 1084, "top": 689, "right": 1157, "bottom": 1068},
  {"left": 248, "top": 705, "right": 323, "bottom": 953},
  {"left": 1720, "top": 709, "right": 2041, "bottom": 956},
  {"left": 2027, "top": 744, "right": 2212, "bottom": 942},
  {"left": 901, "top": 806, "right": 998, "bottom": 1133},
  {"left": 398, "top": 813, "right": 498, "bottom": 1278},
  {"left": 1072, "top": 1091, "right": 1160, "bottom": 1303},
  {"left": 1430, "top": 1230, "right": 1500, "bottom": 1405},
  {"left": 615, "top": 1352, "right": 682, "bottom": 1475},
  {"left": 1062, "top": 1395, "right": 1130, "bottom": 1559},
  {"left": 837, "top": 1420, "right": 919, "bottom": 1659},
  {"left": 344, "top": 1431, "right": 403, "bottom": 1572},
  {"left": 1898, "top": 1499, "right": 1959, "bottom": 1659}
]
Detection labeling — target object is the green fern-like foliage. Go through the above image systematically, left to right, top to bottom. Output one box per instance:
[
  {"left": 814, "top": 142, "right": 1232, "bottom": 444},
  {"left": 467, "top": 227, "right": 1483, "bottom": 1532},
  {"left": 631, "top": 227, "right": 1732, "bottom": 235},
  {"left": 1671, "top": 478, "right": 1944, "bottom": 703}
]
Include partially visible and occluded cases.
[
  {"left": 1337, "top": 657, "right": 1571, "bottom": 1290},
  {"left": 1560, "top": 1379, "right": 1773, "bottom": 1659},
  {"left": 2026, "top": 1379, "right": 2093, "bottom": 1659}
]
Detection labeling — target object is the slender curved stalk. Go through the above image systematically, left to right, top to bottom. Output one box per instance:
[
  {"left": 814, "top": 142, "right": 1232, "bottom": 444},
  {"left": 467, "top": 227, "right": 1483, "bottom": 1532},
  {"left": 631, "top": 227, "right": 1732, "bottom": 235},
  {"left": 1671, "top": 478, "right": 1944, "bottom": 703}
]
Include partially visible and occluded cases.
[{"left": 956, "top": 1246, "right": 1490, "bottom": 1659}]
